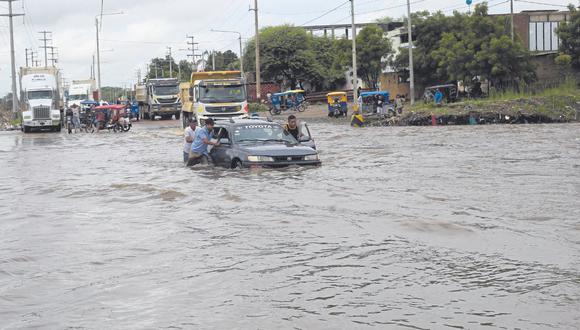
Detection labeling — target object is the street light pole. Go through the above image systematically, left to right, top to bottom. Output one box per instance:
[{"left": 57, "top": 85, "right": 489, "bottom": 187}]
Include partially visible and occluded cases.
[
  {"left": 251, "top": 0, "right": 261, "bottom": 100},
  {"left": 350, "top": 0, "right": 359, "bottom": 104},
  {"left": 406, "top": 0, "right": 415, "bottom": 105},
  {"left": 95, "top": 12, "right": 123, "bottom": 102},
  {"left": 210, "top": 29, "right": 244, "bottom": 78}
]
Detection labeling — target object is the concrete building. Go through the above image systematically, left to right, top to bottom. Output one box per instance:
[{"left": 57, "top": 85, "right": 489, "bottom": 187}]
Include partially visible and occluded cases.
[
  {"left": 509, "top": 10, "right": 573, "bottom": 81},
  {"left": 303, "top": 22, "right": 403, "bottom": 40}
]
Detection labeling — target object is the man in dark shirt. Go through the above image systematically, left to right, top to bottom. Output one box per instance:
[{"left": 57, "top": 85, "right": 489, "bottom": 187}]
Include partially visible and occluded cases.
[{"left": 283, "top": 115, "right": 301, "bottom": 140}]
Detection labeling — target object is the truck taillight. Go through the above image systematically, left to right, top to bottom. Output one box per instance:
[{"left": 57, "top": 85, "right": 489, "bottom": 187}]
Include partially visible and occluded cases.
[{"left": 244, "top": 104, "right": 248, "bottom": 113}]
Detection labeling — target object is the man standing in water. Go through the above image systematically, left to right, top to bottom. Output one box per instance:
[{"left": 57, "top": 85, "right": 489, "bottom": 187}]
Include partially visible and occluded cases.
[
  {"left": 183, "top": 118, "right": 199, "bottom": 163},
  {"left": 188, "top": 118, "right": 219, "bottom": 166}
]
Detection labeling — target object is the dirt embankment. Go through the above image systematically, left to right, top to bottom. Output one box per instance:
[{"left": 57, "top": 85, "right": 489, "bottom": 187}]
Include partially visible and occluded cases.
[
  {"left": 274, "top": 96, "right": 580, "bottom": 126},
  {"left": 397, "top": 96, "right": 580, "bottom": 126}
]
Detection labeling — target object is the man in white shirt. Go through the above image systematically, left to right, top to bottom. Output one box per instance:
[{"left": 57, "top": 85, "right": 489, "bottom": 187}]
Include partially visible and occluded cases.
[{"left": 183, "top": 118, "right": 199, "bottom": 163}]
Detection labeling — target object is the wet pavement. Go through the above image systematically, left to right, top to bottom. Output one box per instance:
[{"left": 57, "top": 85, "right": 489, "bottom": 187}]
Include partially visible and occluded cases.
[{"left": 1, "top": 120, "right": 579, "bottom": 329}]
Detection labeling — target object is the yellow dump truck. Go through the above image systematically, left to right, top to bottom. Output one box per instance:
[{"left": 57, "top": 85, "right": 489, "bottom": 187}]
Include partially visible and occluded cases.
[
  {"left": 181, "top": 71, "right": 248, "bottom": 127},
  {"left": 179, "top": 82, "right": 193, "bottom": 128}
]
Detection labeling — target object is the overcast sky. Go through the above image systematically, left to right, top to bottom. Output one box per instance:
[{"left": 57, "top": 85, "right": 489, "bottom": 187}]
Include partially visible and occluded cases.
[{"left": 0, "top": 0, "right": 571, "bottom": 95}]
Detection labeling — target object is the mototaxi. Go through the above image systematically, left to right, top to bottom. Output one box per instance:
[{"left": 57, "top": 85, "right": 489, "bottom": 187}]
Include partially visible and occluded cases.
[
  {"left": 269, "top": 90, "right": 307, "bottom": 115},
  {"left": 326, "top": 91, "right": 348, "bottom": 118}
]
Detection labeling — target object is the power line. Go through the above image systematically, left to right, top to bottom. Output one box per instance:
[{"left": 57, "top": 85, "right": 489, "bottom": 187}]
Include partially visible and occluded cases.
[
  {"left": 514, "top": 0, "right": 569, "bottom": 8},
  {"left": 300, "top": 1, "right": 350, "bottom": 26}
]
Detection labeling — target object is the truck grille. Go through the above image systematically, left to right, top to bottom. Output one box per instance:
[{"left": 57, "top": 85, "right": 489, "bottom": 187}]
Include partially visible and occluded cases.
[
  {"left": 158, "top": 98, "right": 177, "bottom": 104},
  {"left": 206, "top": 105, "right": 241, "bottom": 114},
  {"left": 33, "top": 106, "right": 51, "bottom": 120}
]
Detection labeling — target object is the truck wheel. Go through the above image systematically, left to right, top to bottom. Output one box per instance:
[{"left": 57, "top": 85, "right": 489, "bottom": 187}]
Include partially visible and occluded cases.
[
  {"left": 175, "top": 112, "right": 181, "bottom": 120},
  {"left": 56, "top": 125, "right": 62, "bottom": 132},
  {"left": 23, "top": 126, "right": 31, "bottom": 133}
]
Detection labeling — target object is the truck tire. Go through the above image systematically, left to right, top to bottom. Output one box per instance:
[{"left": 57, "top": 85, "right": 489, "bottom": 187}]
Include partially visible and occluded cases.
[
  {"left": 175, "top": 112, "right": 181, "bottom": 120},
  {"left": 23, "top": 126, "right": 31, "bottom": 133}
]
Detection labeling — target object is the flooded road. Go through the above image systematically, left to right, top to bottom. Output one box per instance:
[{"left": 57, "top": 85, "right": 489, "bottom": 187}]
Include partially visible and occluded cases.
[{"left": 1, "top": 121, "right": 579, "bottom": 329}]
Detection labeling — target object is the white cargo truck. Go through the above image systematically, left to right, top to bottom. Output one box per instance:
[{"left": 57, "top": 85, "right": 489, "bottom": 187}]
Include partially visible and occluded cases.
[
  {"left": 19, "top": 67, "right": 63, "bottom": 133},
  {"left": 67, "top": 79, "right": 96, "bottom": 107}
]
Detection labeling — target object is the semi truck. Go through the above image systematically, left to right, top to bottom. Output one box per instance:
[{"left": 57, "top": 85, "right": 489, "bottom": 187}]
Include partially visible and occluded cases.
[
  {"left": 19, "top": 67, "right": 63, "bottom": 133},
  {"left": 183, "top": 71, "right": 248, "bottom": 127},
  {"left": 136, "top": 78, "right": 181, "bottom": 120},
  {"left": 67, "top": 79, "right": 97, "bottom": 107}
]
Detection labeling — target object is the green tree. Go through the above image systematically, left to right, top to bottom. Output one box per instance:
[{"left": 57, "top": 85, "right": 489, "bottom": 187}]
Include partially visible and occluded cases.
[
  {"left": 394, "top": 3, "right": 535, "bottom": 91},
  {"left": 556, "top": 4, "right": 580, "bottom": 70},
  {"left": 356, "top": 24, "right": 393, "bottom": 89},
  {"left": 243, "top": 25, "right": 324, "bottom": 89},
  {"left": 203, "top": 50, "right": 240, "bottom": 71},
  {"left": 146, "top": 56, "right": 178, "bottom": 79},
  {"left": 178, "top": 60, "right": 194, "bottom": 82}
]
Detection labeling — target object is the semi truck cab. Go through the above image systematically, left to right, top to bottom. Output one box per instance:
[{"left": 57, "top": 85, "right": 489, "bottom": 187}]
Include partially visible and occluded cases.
[
  {"left": 21, "top": 73, "right": 62, "bottom": 133},
  {"left": 145, "top": 78, "right": 181, "bottom": 120}
]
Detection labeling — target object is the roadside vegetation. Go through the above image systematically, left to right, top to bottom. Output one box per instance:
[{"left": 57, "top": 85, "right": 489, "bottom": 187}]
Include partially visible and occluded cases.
[{"left": 409, "top": 79, "right": 580, "bottom": 121}]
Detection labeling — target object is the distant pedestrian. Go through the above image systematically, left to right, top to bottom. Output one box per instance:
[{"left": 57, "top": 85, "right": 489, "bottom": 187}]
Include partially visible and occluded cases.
[
  {"left": 434, "top": 89, "right": 443, "bottom": 106},
  {"left": 395, "top": 95, "right": 404, "bottom": 114},
  {"left": 71, "top": 104, "right": 81, "bottom": 129}
]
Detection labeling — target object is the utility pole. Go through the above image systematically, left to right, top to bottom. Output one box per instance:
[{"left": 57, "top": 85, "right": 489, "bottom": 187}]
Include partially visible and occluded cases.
[
  {"left": 0, "top": 0, "right": 24, "bottom": 118},
  {"left": 250, "top": 0, "right": 261, "bottom": 100},
  {"left": 350, "top": 0, "right": 359, "bottom": 105},
  {"left": 406, "top": 0, "right": 415, "bottom": 105},
  {"left": 510, "top": 0, "right": 514, "bottom": 41},
  {"left": 95, "top": 17, "right": 101, "bottom": 100},
  {"left": 38, "top": 30, "right": 52, "bottom": 68},
  {"left": 186, "top": 35, "right": 200, "bottom": 71},
  {"left": 48, "top": 46, "right": 58, "bottom": 66},
  {"left": 167, "top": 46, "right": 173, "bottom": 78},
  {"left": 25, "top": 48, "right": 30, "bottom": 67},
  {"left": 31, "top": 50, "right": 37, "bottom": 67},
  {"left": 212, "top": 50, "right": 216, "bottom": 71}
]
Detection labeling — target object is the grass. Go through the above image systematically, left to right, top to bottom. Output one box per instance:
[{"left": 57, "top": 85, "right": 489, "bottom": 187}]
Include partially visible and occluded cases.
[{"left": 410, "top": 79, "right": 579, "bottom": 118}]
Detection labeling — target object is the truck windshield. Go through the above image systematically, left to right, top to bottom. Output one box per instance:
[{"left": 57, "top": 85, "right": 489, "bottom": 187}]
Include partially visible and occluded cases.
[
  {"left": 200, "top": 84, "right": 246, "bottom": 103},
  {"left": 153, "top": 85, "right": 179, "bottom": 96},
  {"left": 27, "top": 90, "right": 52, "bottom": 100},
  {"left": 69, "top": 94, "right": 87, "bottom": 101},
  {"left": 233, "top": 124, "right": 297, "bottom": 144}
]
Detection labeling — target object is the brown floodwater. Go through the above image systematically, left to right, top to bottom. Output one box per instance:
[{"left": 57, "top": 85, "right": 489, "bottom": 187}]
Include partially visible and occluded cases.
[{"left": 0, "top": 121, "right": 579, "bottom": 329}]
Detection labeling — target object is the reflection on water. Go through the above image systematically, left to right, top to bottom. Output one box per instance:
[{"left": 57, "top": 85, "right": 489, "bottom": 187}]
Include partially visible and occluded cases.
[{"left": 1, "top": 123, "right": 579, "bottom": 329}]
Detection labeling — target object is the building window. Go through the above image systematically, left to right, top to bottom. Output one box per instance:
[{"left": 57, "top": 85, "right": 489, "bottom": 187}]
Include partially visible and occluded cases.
[
  {"left": 529, "top": 21, "right": 560, "bottom": 52},
  {"left": 551, "top": 22, "right": 559, "bottom": 51}
]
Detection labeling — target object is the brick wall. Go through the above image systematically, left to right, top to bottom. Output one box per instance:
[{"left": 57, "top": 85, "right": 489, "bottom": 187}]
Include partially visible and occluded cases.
[
  {"left": 379, "top": 72, "right": 410, "bottom": 100},
  {"left": 247, "top": 82, "right": 281, "bottom": 102}
]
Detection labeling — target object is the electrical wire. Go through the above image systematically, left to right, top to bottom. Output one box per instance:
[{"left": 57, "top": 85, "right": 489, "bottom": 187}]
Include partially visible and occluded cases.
[
  {"left": 514, "top": 0, "right": 569, "bottom": 8},
  {"left": 300, "top": 1, "right": 350, "bottom": 26}
]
